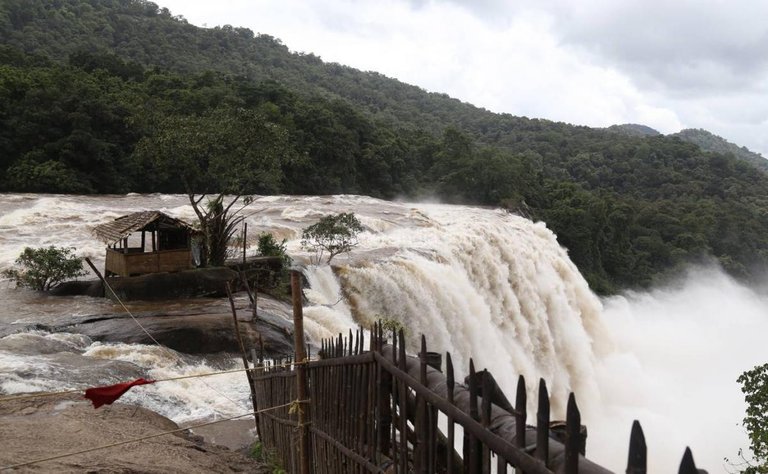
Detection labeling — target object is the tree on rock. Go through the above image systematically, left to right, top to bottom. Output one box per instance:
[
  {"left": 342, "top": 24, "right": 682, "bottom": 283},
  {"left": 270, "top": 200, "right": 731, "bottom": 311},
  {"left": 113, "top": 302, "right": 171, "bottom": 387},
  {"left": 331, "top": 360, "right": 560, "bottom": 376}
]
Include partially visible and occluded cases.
[
  {"left": 134, "top": 106, "right": 296, "bottom": 266},
  {"left": 301, "top": 213, "right": 363, "bottom": 264},
  {"left": 2, "top": 246, "right": 86, "bottom": 291}
]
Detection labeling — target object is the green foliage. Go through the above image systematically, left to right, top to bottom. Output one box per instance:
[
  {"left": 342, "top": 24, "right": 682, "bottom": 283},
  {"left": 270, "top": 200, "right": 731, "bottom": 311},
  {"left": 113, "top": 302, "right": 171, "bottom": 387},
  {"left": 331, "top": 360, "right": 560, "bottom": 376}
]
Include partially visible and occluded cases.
[
  {"left": 3, "top": 0, "right": 768, "bottom": 293},
  {"left": 132, "top": 107, "right": 292, "bottom": 195},
  {"left": 205, "top": 195, "right": 240, "bottom": 266},
  {"left": 301, "top": 213, "right": 363, "bottom": 264},
  {"left": 257, "top": 233, "right": 291, "bottom": 266},
  {"left": 2, "top": 246, "right": 86, "bottom": 291},
  {"left": 379, "top": 317, "right": 407, "bottom": 336},
  {"left": 734, "top": 363, "right": 768, "bottom": 473},
  {"left": 248, "top": 441, "right": 286, "bottom": 474},
  {"left": 249, "top": 441, "right": 264, "bottom": 460}
]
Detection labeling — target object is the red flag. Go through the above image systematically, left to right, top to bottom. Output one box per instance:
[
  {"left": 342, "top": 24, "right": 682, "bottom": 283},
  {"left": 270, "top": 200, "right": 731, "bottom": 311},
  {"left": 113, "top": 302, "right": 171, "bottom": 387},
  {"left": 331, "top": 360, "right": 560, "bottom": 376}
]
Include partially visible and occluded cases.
[{"left": 84, "top": 378, "right": 155, "bottom": 408}]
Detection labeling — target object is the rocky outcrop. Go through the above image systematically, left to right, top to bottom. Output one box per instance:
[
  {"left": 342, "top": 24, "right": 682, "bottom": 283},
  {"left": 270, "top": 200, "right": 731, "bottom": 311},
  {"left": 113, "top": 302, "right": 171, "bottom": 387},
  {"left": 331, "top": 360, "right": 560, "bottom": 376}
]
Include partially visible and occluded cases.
[{"left": 51, "top": 295, "right": 295, "bottom": 357}]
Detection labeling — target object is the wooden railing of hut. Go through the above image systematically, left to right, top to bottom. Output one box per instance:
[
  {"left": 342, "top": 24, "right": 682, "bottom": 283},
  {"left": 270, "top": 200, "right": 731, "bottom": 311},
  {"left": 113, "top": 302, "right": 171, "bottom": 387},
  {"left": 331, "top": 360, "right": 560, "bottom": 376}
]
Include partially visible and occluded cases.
[{"left": 248, "top": 271, "right": 706, "bottom": 474}]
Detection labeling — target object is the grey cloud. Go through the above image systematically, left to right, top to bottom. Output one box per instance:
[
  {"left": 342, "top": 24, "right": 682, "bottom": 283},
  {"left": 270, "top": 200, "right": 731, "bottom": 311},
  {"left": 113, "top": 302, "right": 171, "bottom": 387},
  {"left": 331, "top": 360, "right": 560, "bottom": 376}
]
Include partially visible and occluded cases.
[
  {"left": 430, "top": 0, "right": 768, "bottom": 95},
  {"left": 546, "top": 1, "right": 768, "bottom": 94}
]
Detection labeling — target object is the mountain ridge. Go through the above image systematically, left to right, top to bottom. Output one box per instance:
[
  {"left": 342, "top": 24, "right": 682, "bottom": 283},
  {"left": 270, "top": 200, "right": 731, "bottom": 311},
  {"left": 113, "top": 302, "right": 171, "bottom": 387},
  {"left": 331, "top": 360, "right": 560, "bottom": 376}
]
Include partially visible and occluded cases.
[{"left": 3, "top": 0, "right": 768, "bottom": 293}]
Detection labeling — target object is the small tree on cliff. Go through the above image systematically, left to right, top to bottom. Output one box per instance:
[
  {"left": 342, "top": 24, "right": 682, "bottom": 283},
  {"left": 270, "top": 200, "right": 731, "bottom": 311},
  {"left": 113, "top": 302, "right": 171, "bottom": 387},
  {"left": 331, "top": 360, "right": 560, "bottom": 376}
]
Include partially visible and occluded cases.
[
  {"left": 301, "top": 213, "right": 363, "bottom": 264},
  {"left": 2, "top": 246, "right": 86, "bottom": 291}
]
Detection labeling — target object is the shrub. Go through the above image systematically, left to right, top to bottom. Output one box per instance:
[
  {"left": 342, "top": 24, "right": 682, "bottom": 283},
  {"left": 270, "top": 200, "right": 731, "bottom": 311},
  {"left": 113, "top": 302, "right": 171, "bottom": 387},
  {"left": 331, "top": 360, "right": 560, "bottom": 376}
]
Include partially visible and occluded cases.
[
  {"left": 301, "top": 213, "right": 363, "bottom": 264},
  {"left": 257, "top": 233, "right": 291, "bottom": 264},
  {"left": 2, "top": 246, "right": 86, "bottom": 291}
]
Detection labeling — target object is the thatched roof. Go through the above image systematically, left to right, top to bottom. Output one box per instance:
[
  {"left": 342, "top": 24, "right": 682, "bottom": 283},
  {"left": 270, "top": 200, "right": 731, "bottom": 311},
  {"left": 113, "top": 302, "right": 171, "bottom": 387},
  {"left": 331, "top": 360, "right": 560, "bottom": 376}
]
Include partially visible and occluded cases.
[{"left": 93, "top": 211, "right": 196, "bottom": 245}]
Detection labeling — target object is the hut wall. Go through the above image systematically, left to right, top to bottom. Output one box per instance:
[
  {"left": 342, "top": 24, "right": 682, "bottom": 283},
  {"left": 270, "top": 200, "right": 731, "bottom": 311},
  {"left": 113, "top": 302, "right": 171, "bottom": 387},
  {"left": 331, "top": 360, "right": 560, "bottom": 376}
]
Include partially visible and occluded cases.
[{"left": 106, "top": 248, "right": 191, "bottom": 276}]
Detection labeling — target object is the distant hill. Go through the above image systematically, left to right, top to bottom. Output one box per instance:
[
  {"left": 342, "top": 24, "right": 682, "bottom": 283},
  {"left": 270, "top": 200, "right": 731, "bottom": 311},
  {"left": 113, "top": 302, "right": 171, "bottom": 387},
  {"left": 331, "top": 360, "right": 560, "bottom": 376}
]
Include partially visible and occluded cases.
[
  {"left": 3, "top": 0, "right": 768, "bottom": 293},
  {"left": 606, "top": 124, "right": 661, "bottom": 137},
  {"left": 671, "top": 128, "right": 768, "bottom": 171}
]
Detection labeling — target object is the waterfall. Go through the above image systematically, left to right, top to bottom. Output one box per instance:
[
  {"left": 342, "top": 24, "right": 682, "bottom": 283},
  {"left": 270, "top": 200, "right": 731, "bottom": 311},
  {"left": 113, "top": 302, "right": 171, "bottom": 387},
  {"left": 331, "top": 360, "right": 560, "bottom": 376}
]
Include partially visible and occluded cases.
[
  {"left": 2, "top": 193, "right": 761, "bottom": 471},
  {"left": 302, "top": 204, "right": 612, "bottom": 419}
]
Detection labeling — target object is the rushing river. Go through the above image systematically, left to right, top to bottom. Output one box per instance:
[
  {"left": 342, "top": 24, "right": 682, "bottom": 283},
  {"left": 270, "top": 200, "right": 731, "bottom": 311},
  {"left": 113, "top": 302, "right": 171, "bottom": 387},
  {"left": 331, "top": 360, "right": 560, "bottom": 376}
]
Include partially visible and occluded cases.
[{"left": 0, "top": 193, "right": 765, "bottom": 472}]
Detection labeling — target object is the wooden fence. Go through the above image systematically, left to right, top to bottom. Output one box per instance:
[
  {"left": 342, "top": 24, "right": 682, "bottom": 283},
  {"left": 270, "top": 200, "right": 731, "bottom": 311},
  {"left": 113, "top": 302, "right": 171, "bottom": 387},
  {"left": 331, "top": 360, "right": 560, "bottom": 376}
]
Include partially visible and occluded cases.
[{"left": 249, "top": 324, "right": 705, "bottom": 474}]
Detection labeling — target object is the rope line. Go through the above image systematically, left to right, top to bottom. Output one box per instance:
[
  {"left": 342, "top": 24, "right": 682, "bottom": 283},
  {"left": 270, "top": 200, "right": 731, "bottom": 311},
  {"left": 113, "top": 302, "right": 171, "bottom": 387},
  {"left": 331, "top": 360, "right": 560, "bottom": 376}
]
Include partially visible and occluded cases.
[
  {"left": 0, "top": 359, "right": 310, "bottom": 404},
  {"left": 0, "top": 400, "right": 302, "bottom": 471}
]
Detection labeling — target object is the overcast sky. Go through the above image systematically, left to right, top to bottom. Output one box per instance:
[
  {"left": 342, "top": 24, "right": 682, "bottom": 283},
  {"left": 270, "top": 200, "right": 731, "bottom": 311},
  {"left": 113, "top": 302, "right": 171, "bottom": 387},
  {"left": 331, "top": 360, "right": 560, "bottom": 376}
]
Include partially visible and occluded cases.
[{"left": 157, "top": 0, "right": 768, "bottom": 157}]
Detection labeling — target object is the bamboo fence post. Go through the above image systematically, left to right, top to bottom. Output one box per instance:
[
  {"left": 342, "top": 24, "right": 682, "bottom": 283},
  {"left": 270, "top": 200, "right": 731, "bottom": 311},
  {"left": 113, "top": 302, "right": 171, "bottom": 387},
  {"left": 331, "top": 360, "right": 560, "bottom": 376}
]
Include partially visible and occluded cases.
[
  {"left": 242, "top": 222, "right": 247, "bottom": 264},
  {"left": 291, "top": 269, "right": 311, "bottom": 474},
  {"left": 225, "top": 282, "right": 261, "bottom": 439}
]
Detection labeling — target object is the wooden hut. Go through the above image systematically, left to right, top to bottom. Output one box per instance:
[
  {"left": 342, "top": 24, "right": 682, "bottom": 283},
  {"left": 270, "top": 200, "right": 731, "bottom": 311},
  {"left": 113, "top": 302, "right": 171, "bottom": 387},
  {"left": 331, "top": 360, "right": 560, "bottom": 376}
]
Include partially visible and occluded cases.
[{"left": 93, "top": 211, "right": 197, "bottom": 277}]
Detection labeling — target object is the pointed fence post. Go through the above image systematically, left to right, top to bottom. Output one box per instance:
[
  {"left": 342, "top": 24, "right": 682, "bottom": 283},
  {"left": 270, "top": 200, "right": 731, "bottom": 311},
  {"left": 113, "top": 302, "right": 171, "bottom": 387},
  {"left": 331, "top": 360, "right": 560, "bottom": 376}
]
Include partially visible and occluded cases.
[
  {"left": 290, "top": 269, "right": 310, "bottom": 474},
  {"left": 398, "top": 330, "right": 408, "bottom": 474},
  {"left": 415, "top": 335, "right": 428, "bottom": 473},
  {"left": 446, "top": 352, "right": 456, "bottom": 474},
  {"left": 468, "top": 359, "right": 482, "bottom": 473},
  {"left": 481, "top": 370, "right": 493, "bottom": 474},
  {"left": 515, "top": 375, "right": 527, "bottom": 474},
  {"left": 536, "top": 378, "right": 550, "bottom": 465},
  {"left": 564, "top": 393, "right": 581, "bottom": 474},
  {"left": 626, "top": 420, "right": 647, "bottom": 473},
  {"left": 678, "top": 447, "right": 700, "bottom": 474}
]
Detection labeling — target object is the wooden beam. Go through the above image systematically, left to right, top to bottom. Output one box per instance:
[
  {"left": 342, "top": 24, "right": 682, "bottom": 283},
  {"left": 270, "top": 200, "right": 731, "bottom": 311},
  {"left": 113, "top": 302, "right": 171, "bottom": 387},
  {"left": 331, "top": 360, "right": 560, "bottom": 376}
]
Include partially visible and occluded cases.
[{"left": 291, "top": 270, "right": 311, "bottom": 474}]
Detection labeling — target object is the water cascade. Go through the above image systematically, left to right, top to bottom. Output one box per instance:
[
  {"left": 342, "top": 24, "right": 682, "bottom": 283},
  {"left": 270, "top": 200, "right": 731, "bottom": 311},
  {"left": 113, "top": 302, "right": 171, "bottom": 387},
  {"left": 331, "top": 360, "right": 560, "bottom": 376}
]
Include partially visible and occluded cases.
[
  {"left": 1, "top": 194, "right": 765, "bottom": 471},
  {"left": 302, "top": 205, "right": 612, "bottom": 420}
]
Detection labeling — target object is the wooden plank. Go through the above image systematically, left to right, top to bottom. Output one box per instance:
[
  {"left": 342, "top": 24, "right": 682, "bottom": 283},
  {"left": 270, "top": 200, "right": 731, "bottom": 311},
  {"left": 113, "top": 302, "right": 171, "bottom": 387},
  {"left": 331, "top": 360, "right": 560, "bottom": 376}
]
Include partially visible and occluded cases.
[{"left": 291, "top": 270, "right": 311, "bottom": 474}]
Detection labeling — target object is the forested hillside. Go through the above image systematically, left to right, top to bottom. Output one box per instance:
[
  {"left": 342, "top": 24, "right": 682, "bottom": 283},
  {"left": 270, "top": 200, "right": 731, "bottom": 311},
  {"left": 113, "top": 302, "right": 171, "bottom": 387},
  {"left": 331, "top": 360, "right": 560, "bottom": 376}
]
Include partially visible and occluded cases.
[
  {"left": 2, "top": 0, "right": 768, "bottom": 293},
  {"left": 671, "top": 128, "right": 768, "bottom": 172}
]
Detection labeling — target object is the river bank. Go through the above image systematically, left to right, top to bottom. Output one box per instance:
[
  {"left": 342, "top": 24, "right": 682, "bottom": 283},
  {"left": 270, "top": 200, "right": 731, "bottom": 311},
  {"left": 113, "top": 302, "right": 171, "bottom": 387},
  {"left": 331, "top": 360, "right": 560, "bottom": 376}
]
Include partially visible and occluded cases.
[{"left": 0, "top": 394, "right": 269, "bottom": 473}]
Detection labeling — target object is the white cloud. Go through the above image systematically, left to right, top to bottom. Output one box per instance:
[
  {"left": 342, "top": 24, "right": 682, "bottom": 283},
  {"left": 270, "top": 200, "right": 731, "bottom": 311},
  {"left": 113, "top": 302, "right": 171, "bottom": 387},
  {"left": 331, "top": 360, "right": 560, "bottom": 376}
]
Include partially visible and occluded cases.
[{"left": 157, "top": 0, "right": 767, "bottom": 156}]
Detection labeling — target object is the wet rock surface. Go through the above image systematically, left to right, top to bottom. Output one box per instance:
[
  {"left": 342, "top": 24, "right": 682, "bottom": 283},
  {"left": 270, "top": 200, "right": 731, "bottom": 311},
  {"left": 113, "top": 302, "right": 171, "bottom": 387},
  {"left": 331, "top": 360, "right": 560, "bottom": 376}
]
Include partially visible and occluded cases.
[
  {"left": 5, "top": 293, "right": 296, "bottom": 357},
  {"left": 60, "top": 296, "right": 295, "bottom": 356}
]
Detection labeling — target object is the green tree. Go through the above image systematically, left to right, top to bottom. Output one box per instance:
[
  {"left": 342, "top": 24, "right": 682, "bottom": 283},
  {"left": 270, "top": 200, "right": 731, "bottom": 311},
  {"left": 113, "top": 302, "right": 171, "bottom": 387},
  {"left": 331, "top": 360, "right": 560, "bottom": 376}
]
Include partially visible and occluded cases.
[
  {"left": 133, "top": 107, "right": 295, "bottom": 266},
  {"left": 301, "top": 213, "right": 363, "bottom": 264},
  {"left": 2, "top": 246, "right": 86, "bottom": 291},
  {"left": 733, "top": 363, "right": 768, "bottom": 473}
]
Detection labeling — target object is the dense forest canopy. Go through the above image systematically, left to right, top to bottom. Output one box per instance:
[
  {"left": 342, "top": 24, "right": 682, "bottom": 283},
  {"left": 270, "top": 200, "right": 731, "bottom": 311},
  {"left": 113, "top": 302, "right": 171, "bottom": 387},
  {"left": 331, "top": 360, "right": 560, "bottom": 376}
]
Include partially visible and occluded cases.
[{"left": 2, "top": 0, "right": 768, "bottom": 294}]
